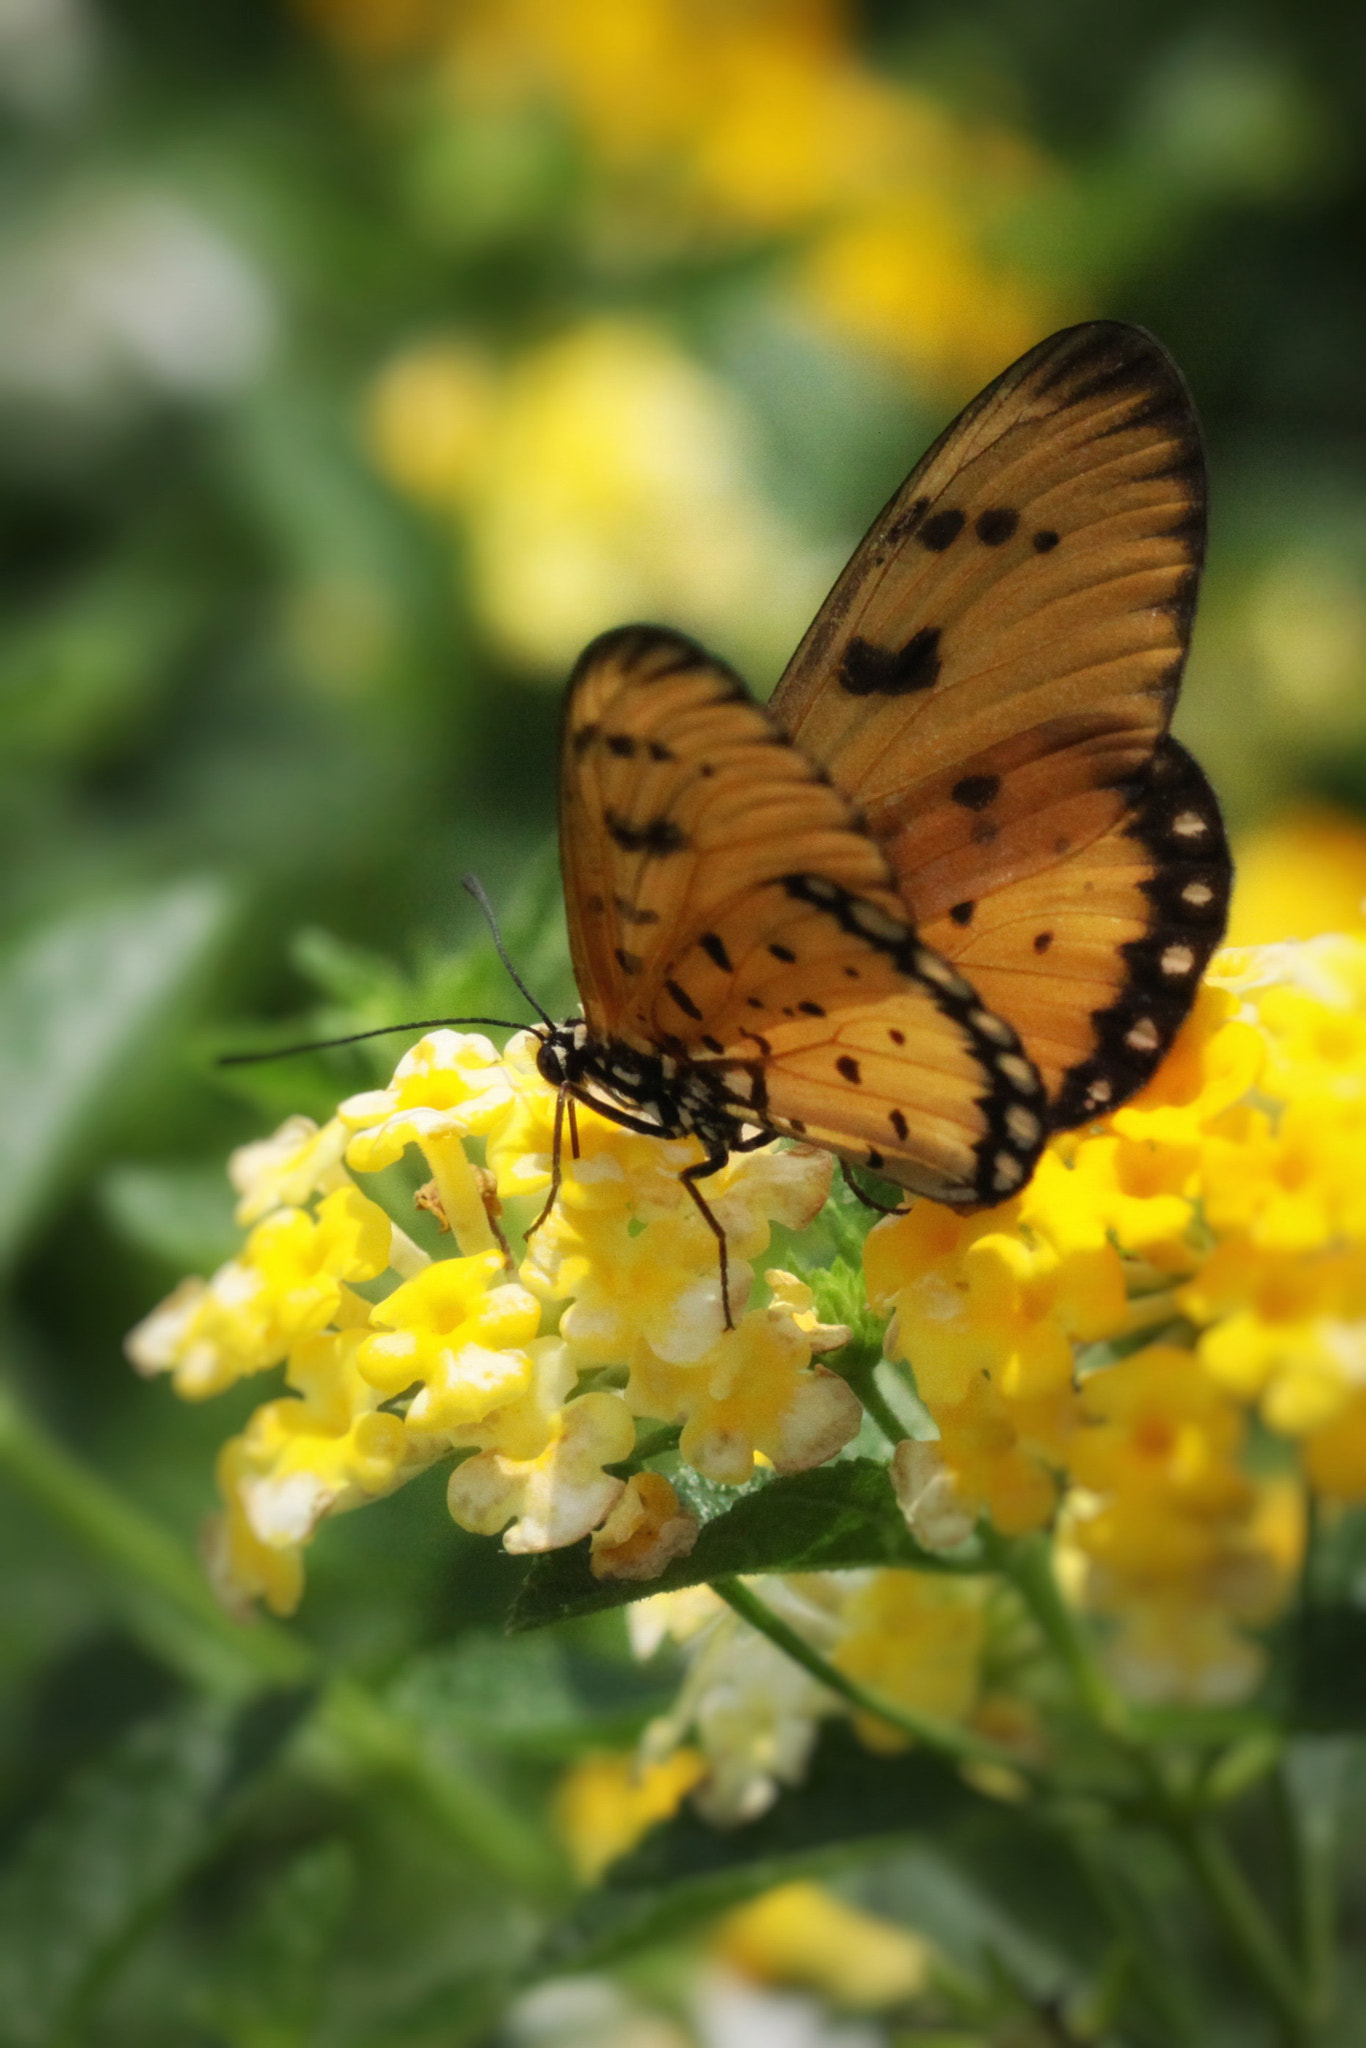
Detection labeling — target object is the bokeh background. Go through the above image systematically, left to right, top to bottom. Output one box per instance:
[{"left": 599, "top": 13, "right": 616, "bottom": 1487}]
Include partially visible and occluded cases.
[{"left": 3, "top": 2, "right": 1366, "bottom": 2041}]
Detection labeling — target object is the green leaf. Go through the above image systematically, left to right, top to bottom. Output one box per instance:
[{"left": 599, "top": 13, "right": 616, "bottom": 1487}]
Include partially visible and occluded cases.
[
  {"left": 0, "top": 563, "right": 203, "bottom": 768},
  {"left": 0, "top": 882, "right": 232, "bottom": 1272},
  {"left": 96, "top": 1159, "right": 242, "bottom": 1273},
  {"left": 509, "top": 1459, "right": 964, "bottom": 1633},
  {"left": 386, "top": 1633, "right": 676, "bottom": 1758},
  {"left": 0, "top": 1691, "right": 310, "bottom": 2048},
  {"left": 534, "top": 1722, "right": 975, "bottom": 1973},
  {"left": 195, "top": 1838, "right": 354, "bottom": 2048}
]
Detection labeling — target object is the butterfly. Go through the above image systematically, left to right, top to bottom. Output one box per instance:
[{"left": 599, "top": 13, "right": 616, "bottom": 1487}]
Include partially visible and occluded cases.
[{"left": 530, "top": 321, "right": 1231, "bottom": 1316}]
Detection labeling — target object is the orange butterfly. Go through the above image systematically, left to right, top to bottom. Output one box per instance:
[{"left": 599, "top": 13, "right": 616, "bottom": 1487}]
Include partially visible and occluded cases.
[{"left": 531, "top": 322, "right": 1230, "bottom": 1310}]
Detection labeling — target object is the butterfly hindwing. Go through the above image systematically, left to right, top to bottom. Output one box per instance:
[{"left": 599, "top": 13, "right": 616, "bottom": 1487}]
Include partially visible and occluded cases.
[
  {"left": 767, "top": 319, "right": 1229, "bottom": 1127},
  {"left": 560, "top": 626, "right": 1047, "bottom": 1203},
  {"left": 919, "top": 737, "right": 1229, "bottom": 1116}
]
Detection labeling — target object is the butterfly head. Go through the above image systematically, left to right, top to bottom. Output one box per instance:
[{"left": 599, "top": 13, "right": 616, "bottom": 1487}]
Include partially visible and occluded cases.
[
  {"left": 533, "top": 1016, "right": 749, "bottom": 1153},
  {"left": 531, "top": 1017, "right": 582, "bottom": 1091}
]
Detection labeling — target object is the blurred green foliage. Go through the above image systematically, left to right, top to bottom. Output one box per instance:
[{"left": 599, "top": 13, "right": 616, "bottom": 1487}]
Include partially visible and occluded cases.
[{"left": 3, "top": 2, "right": 1366, "bottom": 2042}]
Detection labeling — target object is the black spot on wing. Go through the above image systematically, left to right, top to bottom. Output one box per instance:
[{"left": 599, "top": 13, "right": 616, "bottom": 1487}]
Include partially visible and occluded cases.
[
  {"left": 975, "top": 507, "right": 1019, "bottom": 545},
  {"left": 918, "top": 509, "right": 965, "bottom": 552},
  {"left": 1032, "top": 529, "right": 1059, "bottom": 554},
  {"left": 840, "top": 626, "right": 941, "bottom": 698},
  {"left": 572, "top": 723, "right": 599, "bottom": 755},
  {"left": 606, "top": 733, "right": 636, "bottom": 757},
  {"left": 648, "top": 740, "right": 674, "bottom": 762},
  {"left": 951, "top": 774, "right": 1000, "bottom": 811},
  {"left": 605, "top": 811, "right": 687, "bottom": 855},
  {"left": 614, "top": 895, "right": 660, "bottom": 926},
  {"left": 950, "top": 901, "right": 975, "bottom": 927},
  {"left": 1033, "top": 931, "right": 1053, "bottom": 955},
  {"left": 700, "top": 932, "right": 733, "bottom": 973},
  {"left": 769, "top": 942, "right": 796, "bottom": 963},
  {"left": 615, "top": 947, "right": 643, "bottom": 974},
  {"left": 665, "top": 979, "right": 703, "bottom": 1021},
  {"left": 798, "top": 1001, "right": 826, "bottom": 1018},
  {"left": 836, "top": 1055, "right": 862, "bottom": 1084},
  {"left": 889, "top": 1108, "right": 909, "bottom": 1140}
]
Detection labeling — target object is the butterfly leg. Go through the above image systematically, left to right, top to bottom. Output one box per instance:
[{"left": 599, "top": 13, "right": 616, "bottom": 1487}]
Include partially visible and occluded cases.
[
  {"left": 525, "top": 1085, "right": 568, "bottom": 1241},
  {"left": 567, "top": 1095, "right": 581, "bottom": 1160},
  {"left": 679, "top": 1148, "right": 738, "bottom": 1333},
  {"left": 839, "top": 1159, "right": 905, "bottom": 1217}
]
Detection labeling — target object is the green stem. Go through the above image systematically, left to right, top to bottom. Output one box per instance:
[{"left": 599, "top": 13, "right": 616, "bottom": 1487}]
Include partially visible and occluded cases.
[
  {"left": 839, "top": 1345, "right": 909, "bottom": 1448},
  {"left": 0, "top": 1374, "right": 564, "bottom": 1896},
  {"left": 0, "top": 1378, "right": 309, "bottom": 1694},
  {"left": 992, "top": 1526, "right": 1312, "bottom": 2035},
  {"left": 990, "top": 1530, "right": 1133, "bottom": 1741},
  {"left": 712, "top": 1574, "right": 1041, "bottom": 1785},
  {"left": 318, "top": 1680, "right": 564, "bottom": 1897},
  {"left": 1277, "top": 1742, "right": 1350, "bottom": 2036},
  {"left": 1178, "top": 1816, "right": 1311, "bottom": 2042},
  {"left": 1063, "top": 1827, "right": 1202, "bottom": 2045}
]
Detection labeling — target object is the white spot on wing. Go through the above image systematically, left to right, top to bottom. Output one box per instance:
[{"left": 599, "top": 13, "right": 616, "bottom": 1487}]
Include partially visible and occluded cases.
[
  {"left": 914, "top": 950, "right": 972, "bottom": 999},
  {"left": 969, "top": 1008, "right": 1015, "bottom": 1047},
  {"left": 1006, "top": 1105, "right": 1042, "bottom": 1149}
]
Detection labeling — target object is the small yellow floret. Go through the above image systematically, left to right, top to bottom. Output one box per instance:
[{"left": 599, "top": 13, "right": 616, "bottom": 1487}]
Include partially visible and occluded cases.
[
  {"left": 446, "top": 1389, "right": 636, "bottom": 1551},
  {"left": 590, "top": 1472, "right": 699, "bottom": 1582},
  {"left": 832, "top": 1570, "right": 985, "bottom": 1752},
  {"left": 554, "top": 1747, "right": 706, "bottom": 1882},
  {"left": 716, "top": 1880, "right": 931, "bottom": 2009}
]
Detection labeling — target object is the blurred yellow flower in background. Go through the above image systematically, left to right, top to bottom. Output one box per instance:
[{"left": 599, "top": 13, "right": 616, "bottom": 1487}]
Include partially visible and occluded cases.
[
  {"left": 328, "top": 0, "right": 1077, "bottom": 675},
  {"left": 368, "top": 320, "right": 835, "bottom": 675},
  {"left": 1228, "top": 808, "right": 1366, "bottom": 944},
  {"left": 554, "top": 1745, "right": 707, "bottom": 1881},
  {"left": 716, "top": 1880, "right": 932, "bottom": 2008}
]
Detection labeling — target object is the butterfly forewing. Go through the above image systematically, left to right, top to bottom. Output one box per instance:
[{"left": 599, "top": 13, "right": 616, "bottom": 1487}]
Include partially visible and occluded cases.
[
  {"left": 768, "top": 319, "right": 1230, "bottom": 1127},
  {"left": 559, "top": 626, "right": 1047, "bottom": 1204},
  {"left": 560, "top": 627, "right": 895, "bottom": 1037}
]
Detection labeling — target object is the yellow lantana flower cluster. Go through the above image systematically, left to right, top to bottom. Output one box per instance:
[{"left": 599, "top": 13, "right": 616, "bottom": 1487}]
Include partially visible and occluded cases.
[
  {"left": 868, "top": 940, "right": 1366, "bottom": 1703},
  {"left": 126, "top": 1031, "right": 857, "bottom": 1616}
]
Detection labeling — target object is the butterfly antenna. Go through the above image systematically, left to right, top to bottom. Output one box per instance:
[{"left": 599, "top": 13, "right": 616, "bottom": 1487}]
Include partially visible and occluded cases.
[
  {"left": 461, "top": 872, "right": 555, "bottom": 1028},
  {"left": 218, "top": 1017, "right": 531, "bottom": 1068}
]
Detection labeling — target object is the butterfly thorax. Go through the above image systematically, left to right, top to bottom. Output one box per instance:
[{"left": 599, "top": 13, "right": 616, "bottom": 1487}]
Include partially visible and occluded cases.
[{"left": 535, "top": 1019, "right": 743, "bottom": 1150}]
